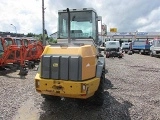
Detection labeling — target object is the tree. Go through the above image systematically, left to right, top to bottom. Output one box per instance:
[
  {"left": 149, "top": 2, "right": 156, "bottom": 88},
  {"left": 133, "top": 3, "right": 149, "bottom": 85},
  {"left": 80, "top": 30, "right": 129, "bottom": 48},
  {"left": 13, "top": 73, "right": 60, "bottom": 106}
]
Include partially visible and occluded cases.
[
  {"left": 26, "top": 33, "right": 35, "bottom": 37},
  {"left": 48, "top": 37, "right": 57, "bottom": 43}
]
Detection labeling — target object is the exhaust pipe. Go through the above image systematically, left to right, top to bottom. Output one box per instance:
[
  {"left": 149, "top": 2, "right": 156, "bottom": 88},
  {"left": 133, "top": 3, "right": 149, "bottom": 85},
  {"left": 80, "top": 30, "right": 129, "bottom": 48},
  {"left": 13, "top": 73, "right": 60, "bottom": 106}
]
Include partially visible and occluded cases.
[{"left": 67, "top": 8, "right": 71, "bottom": 43}]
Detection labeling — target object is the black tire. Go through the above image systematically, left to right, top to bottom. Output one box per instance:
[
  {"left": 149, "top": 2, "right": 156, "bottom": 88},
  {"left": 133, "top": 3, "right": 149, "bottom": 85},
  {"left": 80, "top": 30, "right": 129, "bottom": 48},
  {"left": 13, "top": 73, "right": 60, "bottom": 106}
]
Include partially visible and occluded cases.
[
  {"left": 132, "top": 50, "right": 134, "bottom": 54},
  {"left": 139, "top": 50, "right": 144, "bottom": 55},
  {"left": 128, "top": 51, "right": 132, "bottom": 55},
  {"left": 150, "top": 51, "right": 153, "bottom": 57},
  {"left": 106, "top": 55, "right": 109, "bottom": 58},
  {"left": 28, "top": 61, "right": 35, "bottom": 69},
  {"left": 89, "top": 68, "right": 105, "bottom": 106},
  {"left": 76, "top": 69, "right": 105, "bottom": 106},
  {"left": 41, "top": 94, "right": 61, "bottom": 101}
]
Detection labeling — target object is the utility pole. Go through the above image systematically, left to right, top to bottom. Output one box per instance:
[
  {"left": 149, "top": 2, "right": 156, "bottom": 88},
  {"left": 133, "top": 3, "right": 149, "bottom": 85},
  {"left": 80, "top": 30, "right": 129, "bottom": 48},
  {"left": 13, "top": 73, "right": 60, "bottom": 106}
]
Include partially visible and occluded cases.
[{"left": 42, "top": 0, "right": 45, "bottom": 46}]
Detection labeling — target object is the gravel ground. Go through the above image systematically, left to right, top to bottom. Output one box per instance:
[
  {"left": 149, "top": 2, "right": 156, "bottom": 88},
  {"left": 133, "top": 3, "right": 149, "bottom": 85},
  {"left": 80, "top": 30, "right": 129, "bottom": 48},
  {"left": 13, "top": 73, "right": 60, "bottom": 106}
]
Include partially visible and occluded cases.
[{"left": 0, "top": 53, "right": 160, "bottom": 120}]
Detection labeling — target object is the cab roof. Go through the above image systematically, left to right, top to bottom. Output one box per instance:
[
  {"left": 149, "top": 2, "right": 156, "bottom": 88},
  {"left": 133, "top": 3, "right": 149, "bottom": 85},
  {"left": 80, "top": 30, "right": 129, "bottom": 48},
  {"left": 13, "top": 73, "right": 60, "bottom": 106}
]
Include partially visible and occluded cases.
[{"left": 58, "top": 8, "right": 97, "bottom": 13}]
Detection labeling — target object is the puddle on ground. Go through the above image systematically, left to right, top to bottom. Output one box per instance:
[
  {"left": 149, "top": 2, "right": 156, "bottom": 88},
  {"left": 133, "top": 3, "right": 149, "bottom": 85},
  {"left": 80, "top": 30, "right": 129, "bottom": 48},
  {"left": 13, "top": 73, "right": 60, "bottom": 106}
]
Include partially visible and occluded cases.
[{"left": 12, "top": 98, "right": 40, "bottom": 120}]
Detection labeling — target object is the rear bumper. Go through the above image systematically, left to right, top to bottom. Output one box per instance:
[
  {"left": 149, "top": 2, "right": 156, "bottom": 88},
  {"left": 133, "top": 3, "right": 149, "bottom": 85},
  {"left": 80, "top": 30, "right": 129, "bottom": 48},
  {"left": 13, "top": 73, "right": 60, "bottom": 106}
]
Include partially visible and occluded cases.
[
  {"left": 99, "top": 47, "right": 105, "bottom": 51},
  {"left": 122, "top": 48, "right": 129, "bottom": 51},
  {"left": 105, "top": 51, "right": 123, "bottom": 57},
  {"left": 153, "top": 51, "right": 160, "bottom": 56},
  {"left": 35, "top": 74, "right": 100, "bottom": 99}
]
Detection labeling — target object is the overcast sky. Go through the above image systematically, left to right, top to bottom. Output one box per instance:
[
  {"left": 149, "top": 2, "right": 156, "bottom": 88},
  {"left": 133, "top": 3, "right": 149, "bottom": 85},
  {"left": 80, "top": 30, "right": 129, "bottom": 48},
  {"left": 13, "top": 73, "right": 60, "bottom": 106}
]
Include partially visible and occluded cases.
[{"left": 0, "top": 0, "right": 160, "bottom": 35}]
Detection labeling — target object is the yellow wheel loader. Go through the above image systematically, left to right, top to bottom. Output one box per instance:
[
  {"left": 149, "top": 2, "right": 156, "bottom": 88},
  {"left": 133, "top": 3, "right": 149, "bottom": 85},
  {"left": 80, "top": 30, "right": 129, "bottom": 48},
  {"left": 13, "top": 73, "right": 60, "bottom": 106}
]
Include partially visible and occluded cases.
[{"left": 35, "top": 8, "right": 107, "bottom": 106}]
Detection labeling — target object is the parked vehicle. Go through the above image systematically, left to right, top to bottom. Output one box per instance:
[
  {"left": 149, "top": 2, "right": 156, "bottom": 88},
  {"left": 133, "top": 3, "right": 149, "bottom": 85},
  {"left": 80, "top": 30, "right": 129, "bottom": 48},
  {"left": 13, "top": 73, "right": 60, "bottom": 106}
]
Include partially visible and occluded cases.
[
  {"left": 150, "top": 38, "right": 160, "bottom": 57},
  {"left": 131, "top": 39, "right": 151, "bottom": 54},
  {"left": 104, "top": 41, "right": 123, "bottom": 58},
  {"left": 121, "top": 42, "right": 130, "bottom": 53}
]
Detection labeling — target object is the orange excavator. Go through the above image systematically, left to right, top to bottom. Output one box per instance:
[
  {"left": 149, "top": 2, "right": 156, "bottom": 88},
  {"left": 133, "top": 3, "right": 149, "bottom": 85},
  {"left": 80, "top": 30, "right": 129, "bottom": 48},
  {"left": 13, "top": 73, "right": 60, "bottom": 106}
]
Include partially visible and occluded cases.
[
  {"left": 0, "top": 36, "right": 44, "bottom": 77},
  {"left": 0, "top": 37, "right": 27, "bottom": 77},
  {"left": 21, "top": 38, "right": 44, "bottom": 69}
]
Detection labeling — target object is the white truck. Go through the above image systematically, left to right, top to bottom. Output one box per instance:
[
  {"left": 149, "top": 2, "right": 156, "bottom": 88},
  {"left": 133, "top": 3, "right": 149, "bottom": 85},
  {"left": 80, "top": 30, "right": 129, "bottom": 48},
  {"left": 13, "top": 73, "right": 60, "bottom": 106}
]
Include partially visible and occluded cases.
[
  {"left": 150, "top": 38, "right": 160, "bottom": 57},
  {"left": 104, "top": 41, "right": 123, "bottom": 58},
  {"left": 121, "top": 42, "right": 130, "bottom": 53}
]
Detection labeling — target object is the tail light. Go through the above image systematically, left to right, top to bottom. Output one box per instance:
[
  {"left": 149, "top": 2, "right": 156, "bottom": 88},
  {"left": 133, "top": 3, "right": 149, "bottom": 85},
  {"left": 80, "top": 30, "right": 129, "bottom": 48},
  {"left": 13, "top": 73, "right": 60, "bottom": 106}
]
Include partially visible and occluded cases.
[{"left": 35, "top": 80, "right": 40, "bottom": 88}]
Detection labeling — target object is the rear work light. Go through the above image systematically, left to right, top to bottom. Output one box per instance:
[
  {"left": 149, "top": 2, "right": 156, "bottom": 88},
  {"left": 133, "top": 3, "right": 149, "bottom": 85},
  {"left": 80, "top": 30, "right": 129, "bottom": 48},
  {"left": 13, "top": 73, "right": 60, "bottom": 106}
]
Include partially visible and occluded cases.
[{"left": 35, "top": 80, "right": 40, "bottom": 88}]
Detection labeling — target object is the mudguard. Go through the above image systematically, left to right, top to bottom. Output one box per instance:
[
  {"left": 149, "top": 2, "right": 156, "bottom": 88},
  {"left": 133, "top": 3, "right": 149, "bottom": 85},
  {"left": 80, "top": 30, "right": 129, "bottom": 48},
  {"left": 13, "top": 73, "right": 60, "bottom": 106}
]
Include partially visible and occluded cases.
[{"left": 96, "top": 57, "right": 105, "bottom": 77}]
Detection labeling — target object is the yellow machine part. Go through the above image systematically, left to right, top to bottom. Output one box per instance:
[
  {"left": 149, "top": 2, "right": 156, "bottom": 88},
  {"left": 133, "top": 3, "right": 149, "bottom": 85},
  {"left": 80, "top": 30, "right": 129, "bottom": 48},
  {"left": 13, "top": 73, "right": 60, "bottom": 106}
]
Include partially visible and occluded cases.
[
  {"left": 36, "top": 44, "right": 100, "bottom": 99},
  {"left": 42, "top": 45, "right": 98, "bottom": 80},
  {"left": 35, "top": 73, "right": 100, "bottom": 99}
]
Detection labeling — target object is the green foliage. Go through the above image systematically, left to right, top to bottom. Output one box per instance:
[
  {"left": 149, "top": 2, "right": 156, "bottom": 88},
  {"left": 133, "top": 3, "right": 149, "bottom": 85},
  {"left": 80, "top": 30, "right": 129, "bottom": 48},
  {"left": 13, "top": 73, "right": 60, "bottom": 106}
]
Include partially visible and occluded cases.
[
  {"left": 26, "top": 31, "right": 57, "bottom": 44},
  {"left": 26, "top": 33, "right": 35, "bottom": 37},
  {"left": 35, "top": 34, "right": 43, "bottom": 41},
  {"left": 35, "top": 34, "right": 49, "bottom": 41},
  {"left": 48, "top": 37, "right": 57, "bottom": 43}
]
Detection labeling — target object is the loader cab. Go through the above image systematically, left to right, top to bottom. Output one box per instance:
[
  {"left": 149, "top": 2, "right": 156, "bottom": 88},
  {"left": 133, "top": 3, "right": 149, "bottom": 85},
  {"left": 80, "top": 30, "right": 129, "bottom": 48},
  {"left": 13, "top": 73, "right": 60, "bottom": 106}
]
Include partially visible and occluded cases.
[{"left": 57, "top": 8, "right": 101, "bottom": 45}]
